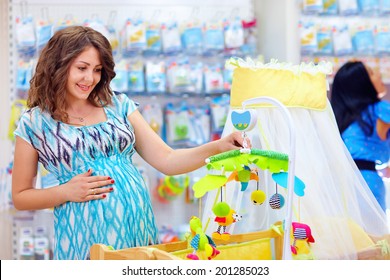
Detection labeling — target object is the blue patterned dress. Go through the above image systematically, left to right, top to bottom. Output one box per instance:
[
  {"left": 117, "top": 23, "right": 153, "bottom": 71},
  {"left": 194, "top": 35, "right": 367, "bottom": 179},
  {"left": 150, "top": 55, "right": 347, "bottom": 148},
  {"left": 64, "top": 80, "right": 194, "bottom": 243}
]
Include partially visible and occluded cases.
[
  {"left": 14, "top": 93, "right": 159, "bottom": 260},
  {"left": 342, "top": 100, "right": 390, "bottom": 211}
]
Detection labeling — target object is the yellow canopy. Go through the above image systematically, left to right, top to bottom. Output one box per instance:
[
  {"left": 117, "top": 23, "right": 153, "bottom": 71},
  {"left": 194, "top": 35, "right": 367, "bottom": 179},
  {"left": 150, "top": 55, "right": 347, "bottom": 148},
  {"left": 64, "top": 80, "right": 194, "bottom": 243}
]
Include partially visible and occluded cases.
[{"left": 228, "top": 59, "right": 332, "bottom": 110}]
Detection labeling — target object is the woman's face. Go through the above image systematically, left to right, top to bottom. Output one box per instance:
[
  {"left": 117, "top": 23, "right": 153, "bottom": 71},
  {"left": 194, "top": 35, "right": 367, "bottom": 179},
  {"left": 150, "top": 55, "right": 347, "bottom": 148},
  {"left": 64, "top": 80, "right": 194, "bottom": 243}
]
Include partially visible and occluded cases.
[
  {"left": 66, "top": 46, "right": 102, "bottom": 103},
  {"left": 366, "top": 65, "right": 387, "bottom": 98}
]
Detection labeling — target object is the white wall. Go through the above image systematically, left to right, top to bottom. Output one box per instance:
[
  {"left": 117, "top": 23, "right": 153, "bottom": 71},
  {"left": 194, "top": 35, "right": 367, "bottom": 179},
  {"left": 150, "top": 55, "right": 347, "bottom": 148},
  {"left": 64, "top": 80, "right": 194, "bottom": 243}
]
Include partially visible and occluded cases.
[{"left": 254, "top": 0, "right": 300, "bottom": 63}]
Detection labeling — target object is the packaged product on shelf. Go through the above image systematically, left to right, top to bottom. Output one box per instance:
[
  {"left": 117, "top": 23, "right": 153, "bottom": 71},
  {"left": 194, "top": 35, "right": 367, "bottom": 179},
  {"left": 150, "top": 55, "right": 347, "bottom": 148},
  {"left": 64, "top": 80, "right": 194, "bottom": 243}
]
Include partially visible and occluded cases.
[
  {"left": 34, "top": 226, "right": 50, "bottom": 260},
  {"left": 19, "top": 227, "right": 34, "bottom": 260}
]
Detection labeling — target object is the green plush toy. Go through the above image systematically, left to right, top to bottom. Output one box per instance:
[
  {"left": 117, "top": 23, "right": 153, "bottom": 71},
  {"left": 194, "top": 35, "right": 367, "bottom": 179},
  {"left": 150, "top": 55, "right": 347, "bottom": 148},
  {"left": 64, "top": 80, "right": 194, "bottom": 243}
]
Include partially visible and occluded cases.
[{"left": 212, "top": 202, "right": 231, "bottom": 217}]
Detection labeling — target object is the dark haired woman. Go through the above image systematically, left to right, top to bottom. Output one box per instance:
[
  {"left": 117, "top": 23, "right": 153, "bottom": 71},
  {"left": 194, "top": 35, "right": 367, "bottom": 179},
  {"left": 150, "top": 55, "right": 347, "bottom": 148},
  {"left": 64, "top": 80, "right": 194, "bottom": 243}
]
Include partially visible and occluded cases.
[{"left": 331, "top": 61, "right": 390, "bottom": 211}]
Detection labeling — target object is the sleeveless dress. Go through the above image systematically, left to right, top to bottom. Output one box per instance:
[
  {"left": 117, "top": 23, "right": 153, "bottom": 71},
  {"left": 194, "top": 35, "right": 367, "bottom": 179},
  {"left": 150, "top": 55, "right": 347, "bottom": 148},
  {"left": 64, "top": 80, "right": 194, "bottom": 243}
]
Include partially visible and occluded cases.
[
  {"left": 14, "top": 93, "right": 159, "bottom": 259},
  {"left": 342, "top": 100, "right": 390, "bottom": 211}
]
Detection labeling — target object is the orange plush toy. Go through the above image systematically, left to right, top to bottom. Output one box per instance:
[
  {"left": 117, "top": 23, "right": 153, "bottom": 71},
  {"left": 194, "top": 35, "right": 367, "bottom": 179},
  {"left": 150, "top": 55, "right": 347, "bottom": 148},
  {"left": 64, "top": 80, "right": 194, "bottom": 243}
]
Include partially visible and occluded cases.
[{"left": 212, "top": 202, "right": 242, "bottom": 241}]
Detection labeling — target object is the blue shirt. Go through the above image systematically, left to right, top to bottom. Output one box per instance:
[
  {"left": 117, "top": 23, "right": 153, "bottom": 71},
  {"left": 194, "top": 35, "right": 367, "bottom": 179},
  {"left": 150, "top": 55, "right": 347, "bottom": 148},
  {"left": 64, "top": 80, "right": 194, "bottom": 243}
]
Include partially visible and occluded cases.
[
  {"left": 341, "top": 100, "right": 390, "bottom": 210},
  {"left": 342, "top": 100, "right": 390, "bottom": 165}
]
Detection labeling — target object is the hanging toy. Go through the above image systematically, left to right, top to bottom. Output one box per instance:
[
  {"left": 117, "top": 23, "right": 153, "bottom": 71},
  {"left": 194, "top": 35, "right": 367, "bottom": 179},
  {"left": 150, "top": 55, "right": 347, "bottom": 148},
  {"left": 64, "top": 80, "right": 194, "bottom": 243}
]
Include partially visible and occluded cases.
[
  {"left": 230, "top": 109, "right": 257, "bottom": 153},
  {"left": 231, "top": 109, "right": 257, "bottom": 132},
  {"left": 193, "top": 149, "right": 289, "bottom": 198},
  {"left": 238, "top": 165, "right": 254, "bottom": 191},
  {"left": 223, "top": 166, "right": 254, "bottom": 192},
  {"left": 250, "top": 170, "right": 266, "bottom": 205},
  {"left": 271, "top": 171, "right": 306, "bottom": 197},
  {"left": 269, "top": 183, "right": 285, "bottom": 209},
  {"left": 251, "top": 190, "right": 266, "bottom": 205},
  {"left": 212, "top": 201, "right": 242, "bottom": 241},
  {"left": 212, "top": 201, "right": 230, "bottom": 217},
  {"left": 186, "top": 216, "right": 220, "bottom": 260},
  {"left": 290, "top": 222, "right": 315, "bottom": 255}
]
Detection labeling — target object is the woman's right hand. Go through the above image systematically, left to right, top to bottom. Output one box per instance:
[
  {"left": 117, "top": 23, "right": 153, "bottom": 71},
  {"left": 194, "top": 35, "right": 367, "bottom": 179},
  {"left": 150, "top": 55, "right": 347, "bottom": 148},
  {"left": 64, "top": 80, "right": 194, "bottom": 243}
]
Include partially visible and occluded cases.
[{"left": 63, "top": 169, "right": 114, "bottom": 202}]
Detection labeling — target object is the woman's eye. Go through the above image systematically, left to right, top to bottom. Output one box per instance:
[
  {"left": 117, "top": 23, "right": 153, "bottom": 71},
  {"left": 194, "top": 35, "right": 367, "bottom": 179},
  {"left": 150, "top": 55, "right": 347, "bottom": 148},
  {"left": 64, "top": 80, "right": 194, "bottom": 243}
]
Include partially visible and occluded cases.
[{"left": 95, "top": 68, "right": 102, "bottom": 72}]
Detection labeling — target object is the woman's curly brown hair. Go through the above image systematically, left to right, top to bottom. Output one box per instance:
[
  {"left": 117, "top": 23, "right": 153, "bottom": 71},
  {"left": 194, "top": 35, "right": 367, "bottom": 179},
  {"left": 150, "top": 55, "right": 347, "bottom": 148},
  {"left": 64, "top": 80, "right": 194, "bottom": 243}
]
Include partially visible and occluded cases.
[{"left": 27, "top": 25, "right": 116, "bottom": 122}]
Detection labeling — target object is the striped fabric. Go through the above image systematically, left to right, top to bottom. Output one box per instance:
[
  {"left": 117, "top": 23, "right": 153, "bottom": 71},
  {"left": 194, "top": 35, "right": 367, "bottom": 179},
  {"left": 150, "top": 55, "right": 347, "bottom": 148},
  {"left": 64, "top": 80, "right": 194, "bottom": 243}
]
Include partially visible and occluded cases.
[
  {"left": 14, "top": 93, "right": 159, "bottom": 260},
  {"left": 269, "top": 193, "right": 283, "bottom": 209},
  {"left": 293, "top": 228, "right": 307, "bottom": 240}
]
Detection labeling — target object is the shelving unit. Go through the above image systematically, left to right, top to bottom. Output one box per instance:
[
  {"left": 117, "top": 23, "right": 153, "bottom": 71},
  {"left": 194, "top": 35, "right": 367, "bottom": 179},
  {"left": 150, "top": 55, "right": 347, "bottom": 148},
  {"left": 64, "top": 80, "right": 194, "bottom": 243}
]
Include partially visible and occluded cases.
[{"left": 299, "top": 3, "right": 390, "bottom": 85}]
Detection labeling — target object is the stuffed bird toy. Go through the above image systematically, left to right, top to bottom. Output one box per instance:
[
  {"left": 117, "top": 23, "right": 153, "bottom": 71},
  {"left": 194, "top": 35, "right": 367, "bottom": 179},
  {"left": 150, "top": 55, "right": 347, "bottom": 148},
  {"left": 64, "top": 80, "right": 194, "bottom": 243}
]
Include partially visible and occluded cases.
[
  {"left": 212, "top": 202, "right": 242, "bottom": 241},
  {"left": 186, "top": 216, "right": 220, "bottom": 260},
  {"left": 290, "top": 222, "right": 315, "bottom": 255}
]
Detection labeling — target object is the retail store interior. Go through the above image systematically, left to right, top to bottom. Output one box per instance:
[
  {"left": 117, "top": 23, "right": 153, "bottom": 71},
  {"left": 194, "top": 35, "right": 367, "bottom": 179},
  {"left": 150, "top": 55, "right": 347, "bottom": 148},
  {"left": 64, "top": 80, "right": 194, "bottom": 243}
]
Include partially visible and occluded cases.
[{"left": 1, "top": 0, "right": 390, "bottom": 260}]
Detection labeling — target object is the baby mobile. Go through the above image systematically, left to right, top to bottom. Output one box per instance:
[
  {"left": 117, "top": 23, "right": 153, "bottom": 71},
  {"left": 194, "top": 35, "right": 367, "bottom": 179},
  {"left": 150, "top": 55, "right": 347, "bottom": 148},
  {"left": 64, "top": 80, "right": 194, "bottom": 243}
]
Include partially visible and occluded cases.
[{"left": 188, "top": 106, "right": 315, "bottom": 259}]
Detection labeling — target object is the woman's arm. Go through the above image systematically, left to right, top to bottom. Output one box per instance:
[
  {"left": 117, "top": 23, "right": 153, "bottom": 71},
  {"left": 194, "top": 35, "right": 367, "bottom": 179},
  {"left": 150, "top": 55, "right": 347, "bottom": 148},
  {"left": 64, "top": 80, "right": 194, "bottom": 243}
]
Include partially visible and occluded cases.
[
  {"left": 130, "top": 110, "right": 245, "bottom": 175},
  {"left": 377, "top": 118, "right": 390, "bottom": 141},
  {"left": 12, "top": 136, "right": 65, "bottom": 210},
  {"left": 12, "top": 137, "right": 114, "bottom": 211}
]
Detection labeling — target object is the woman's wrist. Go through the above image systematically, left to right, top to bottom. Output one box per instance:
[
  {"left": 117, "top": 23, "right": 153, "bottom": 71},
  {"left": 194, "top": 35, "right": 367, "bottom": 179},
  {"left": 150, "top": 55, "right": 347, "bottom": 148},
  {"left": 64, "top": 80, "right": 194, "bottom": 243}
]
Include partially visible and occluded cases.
[{"left": 53, "top": 184, "right": 68, "bottom": 205}]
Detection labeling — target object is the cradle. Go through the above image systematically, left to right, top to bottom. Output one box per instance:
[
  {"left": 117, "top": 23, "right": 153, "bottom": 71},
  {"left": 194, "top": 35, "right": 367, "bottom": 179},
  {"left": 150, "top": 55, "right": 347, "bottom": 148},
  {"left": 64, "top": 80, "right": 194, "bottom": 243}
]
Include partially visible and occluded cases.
[
  {"left": 90, "top": 221, "right": 390, "bottom": 260},
  {"left": 90, "top": 222, "right": 284, "bottom": 260},
  {"left": 360, "top": 234, "right": 390, "bottom": 260}
]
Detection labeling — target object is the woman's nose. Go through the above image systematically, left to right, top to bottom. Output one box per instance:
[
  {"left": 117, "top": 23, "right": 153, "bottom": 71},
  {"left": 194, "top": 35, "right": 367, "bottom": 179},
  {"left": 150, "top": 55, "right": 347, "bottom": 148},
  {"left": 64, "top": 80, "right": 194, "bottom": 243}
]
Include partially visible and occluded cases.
[{"left": 84, "top": 71, "right": 94, "bottom": 82}]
